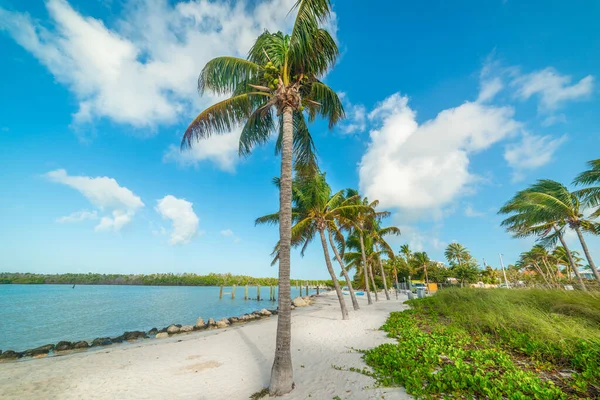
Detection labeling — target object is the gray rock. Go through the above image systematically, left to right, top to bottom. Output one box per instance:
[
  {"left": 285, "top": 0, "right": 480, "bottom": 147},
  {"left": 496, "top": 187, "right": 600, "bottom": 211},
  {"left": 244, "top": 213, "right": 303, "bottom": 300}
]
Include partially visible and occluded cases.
[
  {"left": 292, "top": 297, "right": 307, "bottom": 307},
  {"left": 259, "top": 308, "right": 272, "bottom": 316},
  {"left": 228, "top": 317, "right": 240, "bottom": 324},
  {"left": 196, "top": 318, "right": 205, "bottom": 328},
  {"left": 207, "top": 318, "right": 216, "bottom": 328},
  {"left": 215, "top": 318, "right": 230, "bottom": 328},
  {"left": 167, "top": 325, "right": 180, "bottom": 334},
  {"left": 180, "top": 325, "right": 194, "bottom": 332},
  {"left": 148, "top": 328, "right": 158, "bottom": 336},
  {"left": 122, "top": 331, "right": 147, "bottom": 341},
  {"left": 156, "top": 332, "right": 169, "bottom": 339},
  {"left": 91, "top": 337, "right": 112, "bottom": 347},
  {"left": 54, "top": 341, "right": 74, "bottom": 351},
  {"left": 72, "top": 341, "right": 89, "bottom": 349},
  {"left": 23, "top": 344, "right": 54, "bottom": 357},
  {"left": 0, "top": 350, "right": 23, "bottom": 360}
]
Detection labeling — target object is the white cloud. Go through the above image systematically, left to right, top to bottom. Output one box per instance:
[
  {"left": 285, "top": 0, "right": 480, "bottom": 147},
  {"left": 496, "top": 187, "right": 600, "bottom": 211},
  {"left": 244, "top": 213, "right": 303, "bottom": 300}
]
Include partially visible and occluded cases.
[
  {"left": 0, "top": 0, "right": 327, "bottom": 170},
  {"left": 512, "top": 67, "right": 594, "bottom": 111},
  {"left": 477, "top": 77, "right": 504, "bottom": 103},
  {"left": 338, "top": 92, "right": 366, "bottom": 134},
  {"left": 359, "top": 93, "right": 520, "bottom": 213},
  {"left": 541, "top": 114, "right": 567, "bottom": 127},
  {"left": 504, "top": 132, "right": 567, "bottom": 182},
  {"left": 46, "top": 169, "right": 144, "bottom": 231},
  {"left": 156, "top": 195, "right": 199, "bottom": 245},
  {"left": 464, "top": 204, "right": 484, "bottom": 218},
  {"left": 56, "top": 210, "right": 98, "bottom": 223},
  {"left": 220, "top": 228, "right": 241, "bottom": 243}
]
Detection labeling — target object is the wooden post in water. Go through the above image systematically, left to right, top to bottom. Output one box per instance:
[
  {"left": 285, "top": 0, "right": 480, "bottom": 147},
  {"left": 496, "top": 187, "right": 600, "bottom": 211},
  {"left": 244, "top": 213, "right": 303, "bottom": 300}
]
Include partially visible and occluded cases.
[
  {"left": 305, "top": 284, "right": 308, "bottom": 296},
  {"left": 219, "top": 285, "right": 223, "bottom": 299},
  {"left": 232, "top": 285, "right": 236, "bottom": 299},
  {"left": 244, "top": 285, "right": 248, "bottom": 300},
  {"left": 257, "top": 285, "right": 261, "bottom": 301},
  {"left": 317, "top": 285, "right": 320, "bottom": 295}
]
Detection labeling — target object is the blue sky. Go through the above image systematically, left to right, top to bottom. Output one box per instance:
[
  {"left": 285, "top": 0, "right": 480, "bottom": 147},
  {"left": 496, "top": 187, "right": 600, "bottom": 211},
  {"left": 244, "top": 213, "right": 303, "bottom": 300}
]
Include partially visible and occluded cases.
[{"left": 1, "top": 0, "right": 599, "bottom": 279}]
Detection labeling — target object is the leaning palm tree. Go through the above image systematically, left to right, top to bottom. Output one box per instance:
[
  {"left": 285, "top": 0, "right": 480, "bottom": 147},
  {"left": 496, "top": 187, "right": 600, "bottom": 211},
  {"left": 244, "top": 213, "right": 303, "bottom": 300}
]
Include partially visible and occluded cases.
[
  {"left": 181, "top": 0, "right": 343, "bottom": 394},
  {"left": 573, "top": 159, "right": 600, "bottom": 216},
  {"left": 256, "top": 171, "right": 364, "bottom": 320},
  {"left": 516, "top": 180, "right": 600, "bottom": 283},
  {"left": 498, "top": 185, "right": 588, "bottom": 291},
  {"left": 370, "top": 222, "right": 401, "bottom": 300},
  {"left": 553, "top": 246, "right": 584, "bottom": 281}
]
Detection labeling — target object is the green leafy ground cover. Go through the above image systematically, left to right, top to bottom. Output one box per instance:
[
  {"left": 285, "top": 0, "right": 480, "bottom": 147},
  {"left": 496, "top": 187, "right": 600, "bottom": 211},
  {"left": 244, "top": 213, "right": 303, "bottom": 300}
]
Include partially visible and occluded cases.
[{"left": 362, "top": 288, "right": 600, "bottom": 399}]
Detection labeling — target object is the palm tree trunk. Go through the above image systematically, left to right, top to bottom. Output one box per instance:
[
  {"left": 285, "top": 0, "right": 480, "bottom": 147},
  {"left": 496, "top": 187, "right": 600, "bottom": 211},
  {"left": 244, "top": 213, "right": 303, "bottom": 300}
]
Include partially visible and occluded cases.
[
  {"left": 269, "top": 106, "right": 294, "bottom": 395},
  {"left": 554, "top": 225, "right": 587, "bottom": 292},
  {"left": 574, "top": 227, "right": 600, "bottom": 283},
  {"left": 327, "top": 229, "right": 359, "bottom": 311},
  {"left": 319, "top": 230, "right": 349, "bottom": 320},
  {"left": 358, "top": 234, "right": 373, "bottom": 305},
  {"left": 374, "top": 243, "right": 390, "bottom": 300},
  {"left": 541, "top": 258, "right": 559, "bottom": 287},
  {"left": 368, "top": 261, "right": 379, "bottom": 301},
  {"left": 532, "top": 261, "right": 551, "bottom": 288},
  {"left": 423, "top": 263, "right": 430, "bottom": 294},
  {"left": 393, "top": 268, "right": 399, "bottom": 299}
]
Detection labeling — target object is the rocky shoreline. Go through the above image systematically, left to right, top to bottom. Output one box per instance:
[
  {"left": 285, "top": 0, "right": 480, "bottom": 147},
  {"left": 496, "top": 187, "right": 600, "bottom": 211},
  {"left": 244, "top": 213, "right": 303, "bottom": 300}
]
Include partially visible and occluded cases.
[{"left": 0, "top": 295, "right": 315, "bottom": 362}]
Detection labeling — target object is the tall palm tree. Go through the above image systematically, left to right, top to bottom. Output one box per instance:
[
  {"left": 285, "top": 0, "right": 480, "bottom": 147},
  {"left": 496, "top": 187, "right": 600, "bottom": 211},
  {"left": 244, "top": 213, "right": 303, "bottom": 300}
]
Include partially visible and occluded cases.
[
  {"left": 181, "top": 1, "right": 343, "bottom": 394},
  {"left": 256, "top": 170, "right": 365, "bottom": 320},
  {"left": 498, "top": 185, "right": 588, "bottom": 291},
  {"left": 371, "top": 223, "right": 401, "bottom": 300},
  {"left": 412, "top": 252, "right": 431, "bottom": 294}
]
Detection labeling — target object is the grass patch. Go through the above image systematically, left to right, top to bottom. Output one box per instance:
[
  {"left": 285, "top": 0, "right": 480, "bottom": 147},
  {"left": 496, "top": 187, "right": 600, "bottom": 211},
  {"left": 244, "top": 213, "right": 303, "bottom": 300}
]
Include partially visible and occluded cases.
[
  {"left": 363, "top": 288, "right": 600, "bottom": 399},
  {"left": 249, "top": 388, "right": 269, "bottom": 400}
]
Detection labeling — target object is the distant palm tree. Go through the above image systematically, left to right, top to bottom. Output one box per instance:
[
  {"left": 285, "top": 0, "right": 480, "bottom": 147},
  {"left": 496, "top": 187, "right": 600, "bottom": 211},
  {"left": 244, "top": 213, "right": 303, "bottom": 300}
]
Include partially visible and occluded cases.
[
  {"left": 182, "top": 0, "right": 343, "bottom": 394},
  {"left": 256, "top": 171, "right": 364, "bottom": 320},
  {"left": 498, "top": 183, "right": 588, "bottom": 291},
  {"left": 338, "top": 191, "right": 382, "bottom": 304},
  {"left": 371, "top": 223, "right": 401, "bottom": 300},
  {"left": 444, "top": 242, "right": 469, "bottom": 268},
  {"left": 553, "top": 246, "right": 584, "bottom": 281},
  {"left": 412, "top": 252, "right": 431, "bottom": 293}
]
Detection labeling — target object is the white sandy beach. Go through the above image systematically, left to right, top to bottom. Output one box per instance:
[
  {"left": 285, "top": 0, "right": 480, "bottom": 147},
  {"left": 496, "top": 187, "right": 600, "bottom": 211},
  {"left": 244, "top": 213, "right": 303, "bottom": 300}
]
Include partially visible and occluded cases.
[{"left": 0, "top": 292, "right": 411, "bottom": 400}]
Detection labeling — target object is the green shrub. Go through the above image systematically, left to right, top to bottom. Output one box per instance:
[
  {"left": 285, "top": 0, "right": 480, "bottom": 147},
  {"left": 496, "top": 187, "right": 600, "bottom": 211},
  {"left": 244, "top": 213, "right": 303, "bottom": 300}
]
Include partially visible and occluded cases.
[{"left": 362, "top": 288, "right": 600, "bottom": 399}]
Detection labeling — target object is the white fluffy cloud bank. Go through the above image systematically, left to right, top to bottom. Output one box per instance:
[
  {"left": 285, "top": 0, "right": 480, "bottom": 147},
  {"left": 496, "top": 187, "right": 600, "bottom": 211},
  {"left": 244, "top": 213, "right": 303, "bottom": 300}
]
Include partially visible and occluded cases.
[
  {"left": 0, "top": 0, "right": 312, "bottom": 170},
  {"left": 359, "top": 94, "right": 520, "bottom": 213},
  {"left": 46, "top": 169, "right": 144, "bottom": 231},
  {"left": 156, "top": 195, "right": 199, "bottom": 245}
]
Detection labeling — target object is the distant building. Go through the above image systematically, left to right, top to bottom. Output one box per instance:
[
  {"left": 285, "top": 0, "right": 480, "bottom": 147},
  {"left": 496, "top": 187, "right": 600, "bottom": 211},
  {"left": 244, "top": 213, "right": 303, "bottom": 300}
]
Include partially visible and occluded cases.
[{"left": 579, "top": 268, "right": 600, "bottom": 280}]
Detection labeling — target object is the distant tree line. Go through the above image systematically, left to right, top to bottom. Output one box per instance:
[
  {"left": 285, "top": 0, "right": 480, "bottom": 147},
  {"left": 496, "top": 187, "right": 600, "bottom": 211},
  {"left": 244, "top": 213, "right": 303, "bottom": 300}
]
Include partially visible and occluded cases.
[{"left": 0, "top": 272, "right": 334, "bottom": 288}]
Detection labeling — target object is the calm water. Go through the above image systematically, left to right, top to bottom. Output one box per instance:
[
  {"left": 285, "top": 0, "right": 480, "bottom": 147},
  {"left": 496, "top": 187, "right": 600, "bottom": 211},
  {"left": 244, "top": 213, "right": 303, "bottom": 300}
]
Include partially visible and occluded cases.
[{"left": 0, "top": 284, "right": 315, "bottom": 352}]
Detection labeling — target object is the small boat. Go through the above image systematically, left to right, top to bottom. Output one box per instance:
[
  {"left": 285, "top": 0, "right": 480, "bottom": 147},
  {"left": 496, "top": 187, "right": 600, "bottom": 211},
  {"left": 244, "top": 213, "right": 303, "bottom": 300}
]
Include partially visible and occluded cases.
[{"left": 354, "top": 291, "right": 365, "bottom": 296}]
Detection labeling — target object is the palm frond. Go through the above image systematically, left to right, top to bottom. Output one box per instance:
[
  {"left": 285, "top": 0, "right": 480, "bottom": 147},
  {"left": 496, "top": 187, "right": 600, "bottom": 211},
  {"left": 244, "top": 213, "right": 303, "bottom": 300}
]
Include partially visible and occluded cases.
[
  {"left": 199, "top": 57, "right": 262, "bottom": 95},
  {"left": 305, "top": 81, "right": 345, "bottom": 128},
  {"left": 182, "top": 93, "right": 269, "bottom": 148}
]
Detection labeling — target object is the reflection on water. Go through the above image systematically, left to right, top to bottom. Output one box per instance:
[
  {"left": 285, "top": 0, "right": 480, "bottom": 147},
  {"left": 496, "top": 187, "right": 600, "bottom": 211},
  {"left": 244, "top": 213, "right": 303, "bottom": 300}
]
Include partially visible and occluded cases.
[{"left": 0, "top": 284, "right": 314, "bottom": 352}]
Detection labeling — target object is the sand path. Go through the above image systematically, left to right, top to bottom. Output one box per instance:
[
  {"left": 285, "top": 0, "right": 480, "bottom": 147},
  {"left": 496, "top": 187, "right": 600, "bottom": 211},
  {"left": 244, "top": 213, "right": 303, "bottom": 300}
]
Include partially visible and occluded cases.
[{"left": 0, "top": 292, "right": 411, "bottom": 400}]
